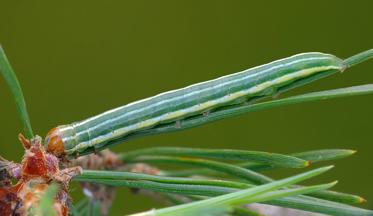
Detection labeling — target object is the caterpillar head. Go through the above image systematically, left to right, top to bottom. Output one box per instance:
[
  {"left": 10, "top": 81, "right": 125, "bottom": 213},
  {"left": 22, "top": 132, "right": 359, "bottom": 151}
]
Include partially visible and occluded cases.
[{"left": 45, "top": 127, "right": 65, "bottom": 157}]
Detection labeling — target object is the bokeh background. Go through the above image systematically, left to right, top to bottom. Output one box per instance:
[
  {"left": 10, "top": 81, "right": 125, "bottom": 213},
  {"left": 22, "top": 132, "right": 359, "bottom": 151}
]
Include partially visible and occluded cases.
[{"left": 0, "top": 1, "right": 372, "bottom": 215}]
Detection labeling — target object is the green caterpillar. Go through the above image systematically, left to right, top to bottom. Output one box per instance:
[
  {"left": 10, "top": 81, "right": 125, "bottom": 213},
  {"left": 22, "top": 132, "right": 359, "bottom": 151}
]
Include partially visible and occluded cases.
[{"left": 45, "top": 50, "right": 373, "bottom": 157}]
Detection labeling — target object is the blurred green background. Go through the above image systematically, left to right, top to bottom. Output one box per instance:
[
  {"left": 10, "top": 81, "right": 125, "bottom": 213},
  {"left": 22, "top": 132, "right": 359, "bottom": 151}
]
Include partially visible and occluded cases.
[{"left": 0, "top": 1, "right": 372, "bottom": 215}]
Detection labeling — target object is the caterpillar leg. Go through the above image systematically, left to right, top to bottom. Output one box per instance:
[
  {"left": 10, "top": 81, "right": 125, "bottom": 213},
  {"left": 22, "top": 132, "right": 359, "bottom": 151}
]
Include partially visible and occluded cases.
[
  {"left": 203, "top": 111, "right": 210, "bottom": 117},
  {"left": 175, "top": 120, "right": 182, "bottom": 129}
]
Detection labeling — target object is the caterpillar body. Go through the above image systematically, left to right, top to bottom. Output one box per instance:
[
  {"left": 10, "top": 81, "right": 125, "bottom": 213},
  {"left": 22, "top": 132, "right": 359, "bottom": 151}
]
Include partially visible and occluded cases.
[{"left": 45, "top": 52, "right": 346, "bottom": 157}]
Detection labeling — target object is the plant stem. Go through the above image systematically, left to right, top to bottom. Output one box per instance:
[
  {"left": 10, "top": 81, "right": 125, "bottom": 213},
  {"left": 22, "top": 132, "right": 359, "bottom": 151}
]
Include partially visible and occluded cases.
[{"left": 344, "top": 49, "right": 373, "bottom": 69}]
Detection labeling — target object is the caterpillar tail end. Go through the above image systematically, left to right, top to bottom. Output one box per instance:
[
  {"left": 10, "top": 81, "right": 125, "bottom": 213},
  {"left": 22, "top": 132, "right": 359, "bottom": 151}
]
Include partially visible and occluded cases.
[{"left": 45, "top": 127, "right": 65, "bottom": 157}]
